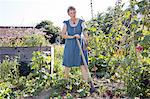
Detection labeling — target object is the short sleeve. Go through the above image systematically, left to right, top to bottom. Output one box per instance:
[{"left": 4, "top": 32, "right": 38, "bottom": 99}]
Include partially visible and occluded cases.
[
  {"left": 63, "top": 20, "right": 68, "bottom": 29},
  {"left": 63, "top": 20, "right": 68, "bottom": 24},
  {"left": 63, "top": 20, "right": 66, "bottom": 23}
]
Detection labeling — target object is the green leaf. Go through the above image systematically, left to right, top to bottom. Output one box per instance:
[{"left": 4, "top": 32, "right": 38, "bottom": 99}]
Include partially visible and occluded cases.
[
  {"left": 125, "top": 11, "right": 131, "bottom": 18},
  {"left": 90, "top": 27, "right": 97, "bottom": 32},
  {"left": 141, "top": 52, "right": 148, "bottom": 57}
]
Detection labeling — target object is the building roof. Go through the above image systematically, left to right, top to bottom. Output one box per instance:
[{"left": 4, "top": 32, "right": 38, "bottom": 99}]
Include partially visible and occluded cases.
[{"left": 0, "top": 26, "right": 46, "bottom": 39}]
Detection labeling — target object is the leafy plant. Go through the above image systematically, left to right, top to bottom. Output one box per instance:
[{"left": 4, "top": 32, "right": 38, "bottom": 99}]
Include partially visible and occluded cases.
[
  {"left": 87, "top": 0, "right": 150, "bottom": 97},
  {"left": 23, "top": 34, "right": 49, "bottom": 46},
  {"left": 53, "top": 45, "right": 64, "bottom": 75},
  {"left": 21, "top": 51, "right": 52, "bottom": 96},
  {"left": 0, "top": 56, "right": 20, "bottom": 85},
  {"left": 49, "top": 77, "right": 90, "bottom": 98},
  {"left": 0, "top": 82, "right": 13, "bottom": 99}
]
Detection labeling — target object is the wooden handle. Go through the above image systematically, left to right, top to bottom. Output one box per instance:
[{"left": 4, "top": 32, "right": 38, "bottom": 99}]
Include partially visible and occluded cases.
[{"left": 76, "top": 38, "right": 92, "bottom": 81}]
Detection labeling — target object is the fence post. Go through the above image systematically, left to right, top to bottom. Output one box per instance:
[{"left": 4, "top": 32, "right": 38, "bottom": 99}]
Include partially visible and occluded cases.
[{"left": 51, "top": 45, "right": 54, "bottom": 76}]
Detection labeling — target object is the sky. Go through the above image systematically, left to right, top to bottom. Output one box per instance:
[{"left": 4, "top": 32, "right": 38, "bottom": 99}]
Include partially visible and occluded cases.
[{"left": 0, "top": 0, "right": 128, "bottom": 27}]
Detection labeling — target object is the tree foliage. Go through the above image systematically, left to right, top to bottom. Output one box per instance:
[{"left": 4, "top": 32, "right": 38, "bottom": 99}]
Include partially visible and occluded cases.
[{"left": 35, "top": 20, "right": 60, "bottom": 43}]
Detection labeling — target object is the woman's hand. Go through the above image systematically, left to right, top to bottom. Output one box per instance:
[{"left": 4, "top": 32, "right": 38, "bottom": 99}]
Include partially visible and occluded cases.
[
  {"left": 73, "top": 34, "right": 80, "bottom": 38},
  {"left": 68, "top": 35, "right": 75, "bottom": 39}
]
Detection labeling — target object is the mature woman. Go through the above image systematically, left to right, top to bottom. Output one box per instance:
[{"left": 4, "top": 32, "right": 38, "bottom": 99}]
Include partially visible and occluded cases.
[
  {"left": 60, "top": 6, "right": 95, "bottom": 93},
  {"left": 60, "top": 6, "right": 89, "bottom": 80}
]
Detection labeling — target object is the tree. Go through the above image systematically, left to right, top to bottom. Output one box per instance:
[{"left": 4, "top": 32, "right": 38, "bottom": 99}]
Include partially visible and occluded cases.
[{"left": 35, "top": 20, "right": 60, "bottom": 43}]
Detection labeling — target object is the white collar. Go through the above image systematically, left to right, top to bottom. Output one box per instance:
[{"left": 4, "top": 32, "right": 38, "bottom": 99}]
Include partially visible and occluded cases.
[{"left": 69, "top": 18, "right": 80, "bottom": 27}]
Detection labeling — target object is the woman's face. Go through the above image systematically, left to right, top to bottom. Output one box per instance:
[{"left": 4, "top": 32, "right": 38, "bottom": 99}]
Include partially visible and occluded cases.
[{"left": 68, "top": 10, "right": 76, "bottom": 18}]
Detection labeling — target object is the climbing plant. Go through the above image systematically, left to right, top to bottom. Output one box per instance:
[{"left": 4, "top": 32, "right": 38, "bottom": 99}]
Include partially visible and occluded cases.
[{"left": 87, "top": 0, "right": 150, "bottom": 97}]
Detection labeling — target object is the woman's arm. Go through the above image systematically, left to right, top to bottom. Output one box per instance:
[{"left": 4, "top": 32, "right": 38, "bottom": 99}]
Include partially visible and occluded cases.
[{"left": 60, "top": 24, "right": 74, "bottom": 39}]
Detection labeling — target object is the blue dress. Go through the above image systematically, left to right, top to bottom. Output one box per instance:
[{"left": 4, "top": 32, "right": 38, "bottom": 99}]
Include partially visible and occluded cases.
[{"left": 62, "top": 19, "right": 88, "bottom": 67}]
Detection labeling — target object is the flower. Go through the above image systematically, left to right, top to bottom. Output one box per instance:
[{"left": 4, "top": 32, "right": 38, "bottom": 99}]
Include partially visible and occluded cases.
[{"left": 136, "top": 44, "right": 143, "bottom": 52}]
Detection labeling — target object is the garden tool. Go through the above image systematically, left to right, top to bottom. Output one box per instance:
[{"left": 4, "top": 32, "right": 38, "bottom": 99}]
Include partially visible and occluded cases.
[{"left": 76, "top": 38, "right": 96, "bottom": 93}]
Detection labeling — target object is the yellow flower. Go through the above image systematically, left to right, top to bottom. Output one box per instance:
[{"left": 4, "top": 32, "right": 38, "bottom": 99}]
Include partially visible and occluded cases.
[
  {"left": 87, "top": 46, "right": 91, "bottom": 51},
  {"left": 113, "top": 48, "right": 124, "bottom": 57}
]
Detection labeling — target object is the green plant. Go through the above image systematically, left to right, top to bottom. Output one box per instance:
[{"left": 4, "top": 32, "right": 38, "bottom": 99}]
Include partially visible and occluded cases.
[
  {"left": 87, "top": 0, "right": 149, "bottom": 97},
  {"left": 23, "top": 34, "right": 49, "bottom": 46},
  {"left": 53, "top": 45, "right": 64, "bottom": 76},
  {"left": 0, "top": 51, "right": 50, "bottom": 98},
  {"left": 21, "top": 51, "right": 52, "bottom": 96},
  {"left": 0, "top": 56, "right": 20, "bottom": 85},
  {"left": 0, "top": 57, "right": 25, "bottom": 99},
  {"left": 49, "top": 77, "right": 90, "bottom": 98},
  {"left": 0, "top": 82, "right": 13, "bottom": 99}
]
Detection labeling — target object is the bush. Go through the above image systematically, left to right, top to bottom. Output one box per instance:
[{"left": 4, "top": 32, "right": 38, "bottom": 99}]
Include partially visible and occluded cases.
[
  {"left": 0, "top": 33, "right": 49, "bottom": 47},
  {"left": 23, "top": 34, "right": 49, "bottom": 46}
]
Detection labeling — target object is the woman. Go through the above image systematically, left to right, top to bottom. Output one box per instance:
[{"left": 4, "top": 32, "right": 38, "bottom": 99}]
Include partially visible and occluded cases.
[
  {"left": 60, "top": 6, "right": 95, "bottom": 93},
  {"left": 60, "top": 6, "right": 89, "bottom": 81}
]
